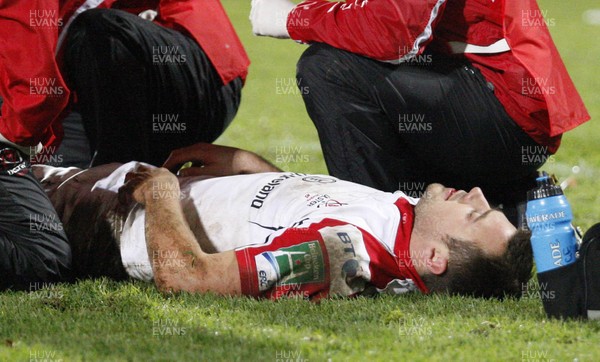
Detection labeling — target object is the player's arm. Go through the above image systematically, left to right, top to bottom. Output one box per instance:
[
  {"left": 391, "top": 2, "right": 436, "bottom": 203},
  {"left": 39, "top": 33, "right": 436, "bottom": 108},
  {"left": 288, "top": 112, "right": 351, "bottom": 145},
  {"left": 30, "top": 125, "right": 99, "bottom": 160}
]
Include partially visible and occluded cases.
[
  {"left": 162, "top": 143, "right": 281, "bottom": 177},
  {"left": 120, "top": 165, "right": 242, "bottom": 295}
]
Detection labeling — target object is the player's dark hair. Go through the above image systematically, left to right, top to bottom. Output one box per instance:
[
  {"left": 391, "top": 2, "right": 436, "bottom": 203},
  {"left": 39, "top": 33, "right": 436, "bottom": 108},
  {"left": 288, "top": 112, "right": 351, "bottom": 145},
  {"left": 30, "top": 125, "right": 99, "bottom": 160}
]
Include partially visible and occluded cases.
[{"left": 421, "top": 229, "right": 533, "bottom": 299}]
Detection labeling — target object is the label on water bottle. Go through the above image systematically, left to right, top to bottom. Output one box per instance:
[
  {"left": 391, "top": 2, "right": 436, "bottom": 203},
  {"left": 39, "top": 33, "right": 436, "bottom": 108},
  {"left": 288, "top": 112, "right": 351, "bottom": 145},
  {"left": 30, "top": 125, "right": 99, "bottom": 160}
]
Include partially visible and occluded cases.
[
  {"left": 526, "top": 195, "right": 578, "bottom": 273},
  {"left": 527, "top": 211, "right": 566, "bottom": 224},
  {"left": 530, "top": 233, "right": 577, "bottom": 273},
  {"left": 549, "top": 238, "right": 575, "bottom": 266}
]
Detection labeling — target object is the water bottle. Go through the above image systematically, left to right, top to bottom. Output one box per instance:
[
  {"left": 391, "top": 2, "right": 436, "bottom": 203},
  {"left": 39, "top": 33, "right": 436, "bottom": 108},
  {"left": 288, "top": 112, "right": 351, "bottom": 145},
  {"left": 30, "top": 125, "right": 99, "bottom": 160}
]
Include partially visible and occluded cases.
[{"left": 526, "top": 172, "right": 578, "bottom": 273}]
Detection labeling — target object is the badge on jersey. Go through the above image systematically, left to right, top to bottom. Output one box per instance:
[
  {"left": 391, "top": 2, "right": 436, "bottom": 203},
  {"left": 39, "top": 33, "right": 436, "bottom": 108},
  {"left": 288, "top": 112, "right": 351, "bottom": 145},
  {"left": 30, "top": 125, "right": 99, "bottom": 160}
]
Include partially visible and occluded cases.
[{"left": 255, "top": 240, "right": 325, "bottom": 293}]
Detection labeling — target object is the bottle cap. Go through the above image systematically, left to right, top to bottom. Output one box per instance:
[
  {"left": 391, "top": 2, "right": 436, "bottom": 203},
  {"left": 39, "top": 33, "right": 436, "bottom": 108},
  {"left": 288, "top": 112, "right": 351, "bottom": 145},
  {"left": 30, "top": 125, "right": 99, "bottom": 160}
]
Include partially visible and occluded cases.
[{"left": 527, "top": 171, "right": 564, "bottom": 200}]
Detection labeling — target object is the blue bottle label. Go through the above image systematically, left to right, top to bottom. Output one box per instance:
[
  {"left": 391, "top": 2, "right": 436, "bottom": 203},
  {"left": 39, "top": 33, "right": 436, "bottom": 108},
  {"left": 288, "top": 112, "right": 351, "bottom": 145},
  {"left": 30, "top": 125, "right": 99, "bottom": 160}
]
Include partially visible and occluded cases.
[
  {"left": 526, "top": 196, "right": 578, "bottom": 273},
  {"left": 527, "top": 210, "right": 567, "bottom": 224},
  {"left": 529, "top": 234, "right": 577, "bottom": 272}
]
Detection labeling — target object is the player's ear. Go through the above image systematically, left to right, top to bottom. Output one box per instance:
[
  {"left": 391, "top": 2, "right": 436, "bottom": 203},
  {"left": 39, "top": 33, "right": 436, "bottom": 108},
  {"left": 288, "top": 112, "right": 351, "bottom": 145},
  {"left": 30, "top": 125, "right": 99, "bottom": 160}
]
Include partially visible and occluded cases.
[{"left": 426, "top": 247, "right": 448, "bottom": 275}]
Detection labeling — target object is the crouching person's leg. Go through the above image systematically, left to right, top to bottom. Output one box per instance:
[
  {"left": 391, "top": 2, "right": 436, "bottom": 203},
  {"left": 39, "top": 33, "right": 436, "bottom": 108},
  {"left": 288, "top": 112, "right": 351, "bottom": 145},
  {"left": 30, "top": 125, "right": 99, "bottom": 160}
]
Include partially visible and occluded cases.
[
  {"left": 62, "top": 8, "right": 242, "bottom": 167},
  {"left": 296, "top": 43, "right": 413, "bottom": 192},
  {"left": 0, "top": 146, "right": 71, "bottom": 291}
]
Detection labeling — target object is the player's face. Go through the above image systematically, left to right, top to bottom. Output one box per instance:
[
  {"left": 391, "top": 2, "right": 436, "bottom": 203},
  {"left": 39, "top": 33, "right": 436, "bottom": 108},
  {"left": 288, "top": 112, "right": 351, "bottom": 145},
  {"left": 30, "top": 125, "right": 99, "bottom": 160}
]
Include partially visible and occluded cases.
[{"left": 413, "top": 183, "right": 516, "bottom": 257}]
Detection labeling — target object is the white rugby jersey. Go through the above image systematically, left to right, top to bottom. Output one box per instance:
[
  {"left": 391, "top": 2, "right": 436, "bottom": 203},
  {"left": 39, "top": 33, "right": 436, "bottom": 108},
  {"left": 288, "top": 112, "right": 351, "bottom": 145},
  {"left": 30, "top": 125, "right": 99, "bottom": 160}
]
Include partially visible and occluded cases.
[{"left": 94, "top": 162, "right": 428, "bottom": 299}]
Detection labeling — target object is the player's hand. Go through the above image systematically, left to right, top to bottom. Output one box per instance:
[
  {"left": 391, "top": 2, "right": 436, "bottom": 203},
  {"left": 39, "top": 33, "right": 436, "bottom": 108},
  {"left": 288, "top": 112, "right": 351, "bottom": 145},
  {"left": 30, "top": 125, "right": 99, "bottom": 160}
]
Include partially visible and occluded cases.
[
  {"left": 250, "top": 0, "right": 296, "bottom": 38},
  {"left": 162, "top": 143, "right": 280, "bottom": 177},
  {"left": 118, "top": 165, "right": 180, "bottom": 206}
]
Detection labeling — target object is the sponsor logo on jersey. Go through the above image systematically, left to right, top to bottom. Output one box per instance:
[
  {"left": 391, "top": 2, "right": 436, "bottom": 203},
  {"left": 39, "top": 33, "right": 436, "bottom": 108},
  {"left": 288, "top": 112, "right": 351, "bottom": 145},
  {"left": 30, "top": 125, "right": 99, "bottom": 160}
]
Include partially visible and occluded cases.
[
  {"left": 251, "top": 173, "right": 305, "bottom": 209},
  {"left": 302, "top": 176, "right": 337, "bottom": 184},
  {"left": 304, "top": 193, "right": 348, "bottom": 208},
  {"left": 319, "top": 225, "right": 373, "bottom": 296},
  {"left": 254, "top": 240, "right": 325, "bottom": 292}
]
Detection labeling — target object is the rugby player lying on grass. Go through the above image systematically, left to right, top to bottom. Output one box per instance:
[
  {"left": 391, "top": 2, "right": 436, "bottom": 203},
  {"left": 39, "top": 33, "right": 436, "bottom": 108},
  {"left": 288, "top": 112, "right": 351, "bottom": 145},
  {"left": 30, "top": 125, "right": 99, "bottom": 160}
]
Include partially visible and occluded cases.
[{"left": 33, "top": 143, "right": 532, "bottom": 299}]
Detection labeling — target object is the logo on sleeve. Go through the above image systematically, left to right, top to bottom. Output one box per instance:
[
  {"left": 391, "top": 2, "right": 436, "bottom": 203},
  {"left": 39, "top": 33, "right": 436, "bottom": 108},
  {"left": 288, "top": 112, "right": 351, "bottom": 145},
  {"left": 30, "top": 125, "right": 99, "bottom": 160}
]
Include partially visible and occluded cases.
[{"left": 254, "top": 241, "right": 325, "bottom": 292}]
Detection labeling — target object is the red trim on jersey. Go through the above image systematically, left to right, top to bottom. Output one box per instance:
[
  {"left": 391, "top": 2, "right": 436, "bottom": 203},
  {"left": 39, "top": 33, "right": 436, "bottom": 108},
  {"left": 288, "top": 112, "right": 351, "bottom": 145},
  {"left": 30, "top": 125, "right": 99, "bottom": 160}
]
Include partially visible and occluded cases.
[
  {"left": 393, "top": 198, "right": 428, "bottom": 293},
  {"left": 236, "top": 227, "right": 331, "bottom": 300},
  {"left": 237, "top": 244, "right": 259, "bottom": 296}
]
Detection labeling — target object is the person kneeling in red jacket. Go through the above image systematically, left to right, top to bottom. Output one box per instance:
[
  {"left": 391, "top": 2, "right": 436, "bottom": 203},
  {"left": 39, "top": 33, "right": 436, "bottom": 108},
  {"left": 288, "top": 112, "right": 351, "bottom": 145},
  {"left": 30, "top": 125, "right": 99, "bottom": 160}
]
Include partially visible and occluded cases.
[{"left": 250, "top": 0, "right": 590, "bottom": 225}]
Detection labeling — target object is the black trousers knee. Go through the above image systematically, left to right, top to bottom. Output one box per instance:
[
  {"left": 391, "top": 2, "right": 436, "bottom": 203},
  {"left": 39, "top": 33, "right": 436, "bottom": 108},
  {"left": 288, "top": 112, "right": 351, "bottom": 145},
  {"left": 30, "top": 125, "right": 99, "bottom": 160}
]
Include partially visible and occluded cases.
[
  {"left": 62, "top": 8, "right": 242, "bottom": 167},
  {"left": 297, "top": 43, "right": 547, "bottom": 211},
  {"left": 0, "top": 146, "right": 71, "bottom": 291}
]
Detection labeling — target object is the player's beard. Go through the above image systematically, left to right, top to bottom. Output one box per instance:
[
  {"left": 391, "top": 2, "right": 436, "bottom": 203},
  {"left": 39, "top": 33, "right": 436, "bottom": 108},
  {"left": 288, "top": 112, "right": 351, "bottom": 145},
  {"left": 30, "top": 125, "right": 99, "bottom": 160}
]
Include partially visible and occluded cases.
[{"left": 412, "top": 183, "right": 447, "bottom": 243}]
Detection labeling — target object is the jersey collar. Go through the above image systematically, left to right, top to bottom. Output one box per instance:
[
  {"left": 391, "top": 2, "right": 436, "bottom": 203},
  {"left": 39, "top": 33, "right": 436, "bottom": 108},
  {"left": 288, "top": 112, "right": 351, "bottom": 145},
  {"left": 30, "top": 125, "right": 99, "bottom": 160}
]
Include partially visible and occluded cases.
[{"left": 393, "top": 197, "right": 429, "bottom": 293}]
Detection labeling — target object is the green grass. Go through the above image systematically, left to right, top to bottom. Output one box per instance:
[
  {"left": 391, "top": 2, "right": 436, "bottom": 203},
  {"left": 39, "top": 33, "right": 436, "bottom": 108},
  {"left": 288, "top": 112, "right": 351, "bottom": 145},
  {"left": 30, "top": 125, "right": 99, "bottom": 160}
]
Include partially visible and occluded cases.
[
  {"left": 2, "top": 1, "right": 600, "bottom": 361},
  {"left": 2, "top": 279, "right": 599, "bottom": 361}
]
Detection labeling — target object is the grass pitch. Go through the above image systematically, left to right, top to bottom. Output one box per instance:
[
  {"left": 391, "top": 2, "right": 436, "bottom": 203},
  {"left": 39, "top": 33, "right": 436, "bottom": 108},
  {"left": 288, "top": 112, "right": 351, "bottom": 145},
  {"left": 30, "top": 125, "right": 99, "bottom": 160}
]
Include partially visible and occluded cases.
[{"left": 2, "top": 1, "right": 600, "bottom": 361}]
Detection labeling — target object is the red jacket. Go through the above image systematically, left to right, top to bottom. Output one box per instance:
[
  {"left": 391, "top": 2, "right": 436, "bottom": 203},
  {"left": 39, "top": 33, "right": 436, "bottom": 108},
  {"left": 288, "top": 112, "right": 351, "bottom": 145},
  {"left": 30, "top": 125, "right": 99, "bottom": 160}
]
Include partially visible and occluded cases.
[
  {"left": 0, "top": 0, "right": 249, "bottom": 149},
  {"left": 0, "top": 0, "right": 69, "bottom": 149},
  {"left": 287, "top": 0, "right": 590, "bottom": 152}
]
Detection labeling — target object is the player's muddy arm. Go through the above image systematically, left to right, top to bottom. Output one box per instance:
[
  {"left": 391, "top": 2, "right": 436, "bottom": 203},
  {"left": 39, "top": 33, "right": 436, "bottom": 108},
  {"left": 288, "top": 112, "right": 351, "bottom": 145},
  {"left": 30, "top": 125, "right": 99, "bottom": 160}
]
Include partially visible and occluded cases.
[{"left": 121, "top": 166, "right": 242, "bottom": 295}]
